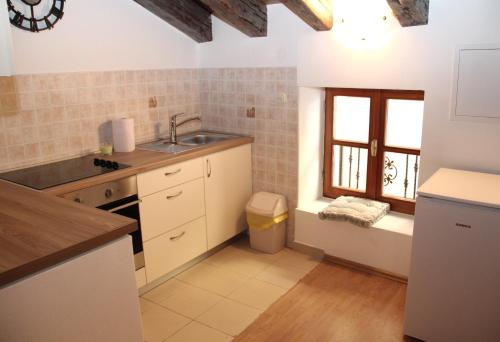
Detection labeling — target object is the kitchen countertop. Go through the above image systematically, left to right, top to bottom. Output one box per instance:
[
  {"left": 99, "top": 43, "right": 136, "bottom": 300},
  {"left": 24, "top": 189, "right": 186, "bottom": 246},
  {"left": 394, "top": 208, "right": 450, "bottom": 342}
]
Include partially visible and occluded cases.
[
  {"left": 0, "top": 134, "right": 253, "bottom": 286},
  {"left": 43, "top": 135, "right": 254, "bottom": 196},
  {"left": 0, "top": 180, "right": 137, "bottom": 287}
]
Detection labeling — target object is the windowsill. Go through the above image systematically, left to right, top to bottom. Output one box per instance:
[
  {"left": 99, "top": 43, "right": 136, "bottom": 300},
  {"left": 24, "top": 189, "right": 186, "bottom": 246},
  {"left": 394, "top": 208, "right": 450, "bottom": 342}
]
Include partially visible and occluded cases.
[{"left": 297, "top": 198, "right": 414, "bottom": 237}]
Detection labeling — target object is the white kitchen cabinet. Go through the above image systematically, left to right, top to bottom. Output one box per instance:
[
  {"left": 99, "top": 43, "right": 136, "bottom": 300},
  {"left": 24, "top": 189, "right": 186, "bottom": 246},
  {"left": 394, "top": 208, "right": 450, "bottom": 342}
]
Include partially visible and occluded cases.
[
  {"left": 0, "top": 3, "right": 14, "bottom": 76},
  {"left": 137, "top": 143, "right": 252, "bottom": 285},
  {"left": 203, "top": 144, "right": 252, "bottom": 249},
  {"left": 137, "top": 157, "right": 203, "bottom": 197},
  {"left": 405, "top": 168, "right": 500, "bottom": 342},
  {"left": 140, "top": 177, "right": 205, "bottom": 241},
  {"left": 143, "top": 217, "right": 207, "bottom": 282},
  {"left": 0, "top": 236, "right": 143, "bottom": 342}
]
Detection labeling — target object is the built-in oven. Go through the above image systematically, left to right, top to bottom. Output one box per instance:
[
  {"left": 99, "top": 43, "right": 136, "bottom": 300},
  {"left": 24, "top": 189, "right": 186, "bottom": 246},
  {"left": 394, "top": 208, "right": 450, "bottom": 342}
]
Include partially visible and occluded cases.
[{"left": 62, "top": 176, "right": 144, "bottom": 270}]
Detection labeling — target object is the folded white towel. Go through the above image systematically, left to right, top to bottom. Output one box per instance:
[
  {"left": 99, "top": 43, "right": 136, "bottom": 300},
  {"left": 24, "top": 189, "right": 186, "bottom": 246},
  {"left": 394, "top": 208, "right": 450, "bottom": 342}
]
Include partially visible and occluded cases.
[{"left": 318, "top": 196, "right": 390, "bottom": 228}]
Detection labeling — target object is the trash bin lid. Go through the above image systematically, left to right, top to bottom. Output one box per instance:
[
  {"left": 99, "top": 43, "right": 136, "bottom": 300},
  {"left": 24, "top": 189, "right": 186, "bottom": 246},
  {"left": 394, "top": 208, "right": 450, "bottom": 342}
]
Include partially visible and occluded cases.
[{"left": 246, "top": 191, "right": 288, "bottom": 217}]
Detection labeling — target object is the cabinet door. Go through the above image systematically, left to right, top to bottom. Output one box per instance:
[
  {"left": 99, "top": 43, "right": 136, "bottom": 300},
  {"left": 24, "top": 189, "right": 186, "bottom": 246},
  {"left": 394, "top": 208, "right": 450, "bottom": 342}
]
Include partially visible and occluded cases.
[
  {"left": 204, "top": 144, "right": 252, "bottom": 249},
  {"left": 137, "top": 158, "right": 203, "bottom": 198},
  {"left": 140, "top": 178, "right": 205, "bottom": 241},
  {"left": 405, "top": 196, "right": 500, "bottom": 342},
  {"left": 143, "top": 217, "right": 207, "bottom": 282}
]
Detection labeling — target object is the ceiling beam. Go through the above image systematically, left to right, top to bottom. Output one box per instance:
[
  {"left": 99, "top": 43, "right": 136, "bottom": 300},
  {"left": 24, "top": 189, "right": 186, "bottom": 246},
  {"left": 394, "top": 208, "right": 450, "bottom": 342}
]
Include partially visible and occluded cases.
[
  {"left": 133, "top": 0, "right": 212, "bottom": 42},
  {"left": 198, "top": 0, "right": 267, "bottom": 37},
  {"left": 280, "top": 0, "right": 333, "bottom": 31},
  {"left": 386, "top": 0, "right": 429, "bottom": 27}
]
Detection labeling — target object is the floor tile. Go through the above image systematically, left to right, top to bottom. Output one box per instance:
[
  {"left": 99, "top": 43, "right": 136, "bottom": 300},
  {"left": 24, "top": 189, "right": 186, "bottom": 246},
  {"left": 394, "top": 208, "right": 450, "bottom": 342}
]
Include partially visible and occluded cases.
[
  {"left": 230, "top": 238, "right": 285, "bottom": 262},
  {"left": 139, "top": 240, "right": 319, "bottom": 341},
  {"left": 204, "top": 247, "right": 272, "bottom": 277},
  {"left": 272, "top": 249, "right": 320, "bottom": 273},
  {"left": 176, "top": 262, "right": 248, "bottom": 296},
  {"left": 255, "top": 264, "right": 309, "bottom": 290},
  {"left": 228, "top": 278, "right": 287, "bottom": 310},
  {"left": 142, "top": 279, "right": 188, "bottom": 304},
  {"left": 158, "top": 283, "right": 223, "bottom": 319},
  {"left": 139, "top": 298, "right": 190, "bottom": 342},
  {"left": 196, "top": 298, "right": 262, "bottom": 336},
  {"left": 165, "top": 321, "right": 232, "bottom": 342}
]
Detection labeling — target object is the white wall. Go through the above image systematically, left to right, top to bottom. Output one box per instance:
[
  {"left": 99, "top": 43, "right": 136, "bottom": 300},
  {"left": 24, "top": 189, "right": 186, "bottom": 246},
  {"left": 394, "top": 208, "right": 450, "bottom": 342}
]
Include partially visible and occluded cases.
[
  {"left": 0, "top": 0, "right": 14, "bottom": 75},
  {"left": 4, "top": 0, "right": 500, "bottom": 182},
  {"left": 10, "top": 0, "right": 198, "bottom": 74},
  {"left": 199, "top": 1, "right": 500, "bottom": 184},
  {"left": 198, "top": 5, "right": 310, "bottom": 68},
  {"left": 297, "top": 87, "right": 324, "bottom": 207}
]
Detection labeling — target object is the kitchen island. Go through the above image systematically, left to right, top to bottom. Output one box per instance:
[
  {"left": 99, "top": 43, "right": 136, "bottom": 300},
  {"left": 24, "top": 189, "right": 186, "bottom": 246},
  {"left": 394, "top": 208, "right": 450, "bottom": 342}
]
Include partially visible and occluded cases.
[{"left": 0, "top": 180, "right": 143, "bottom": 342}]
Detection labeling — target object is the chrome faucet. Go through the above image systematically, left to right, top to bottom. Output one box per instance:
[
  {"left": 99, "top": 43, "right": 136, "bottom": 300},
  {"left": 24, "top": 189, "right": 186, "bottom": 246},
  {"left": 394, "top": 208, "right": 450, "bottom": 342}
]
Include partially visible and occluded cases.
[{"left": 170, "top": 113, "right": 201, "bottom": 144}]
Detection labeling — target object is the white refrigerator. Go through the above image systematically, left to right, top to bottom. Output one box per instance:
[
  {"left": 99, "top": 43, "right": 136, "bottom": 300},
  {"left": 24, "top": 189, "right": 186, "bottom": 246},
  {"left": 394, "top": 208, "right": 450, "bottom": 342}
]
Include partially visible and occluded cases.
[{"left": 405, "top": 168, "right": 500, "bottom": 341}]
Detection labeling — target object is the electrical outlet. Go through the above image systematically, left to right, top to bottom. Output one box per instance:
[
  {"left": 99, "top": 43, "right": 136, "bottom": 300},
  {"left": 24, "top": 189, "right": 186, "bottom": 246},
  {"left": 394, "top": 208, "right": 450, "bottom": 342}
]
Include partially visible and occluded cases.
[
  {"left": 279, "top": 92, "right": 287, "bottom": 104},
  {"left": 148, "top": 96, "right": 158, "bottom": 108},
  {"left": 246, "top": 107, "right": 256, "bottom": 118}
]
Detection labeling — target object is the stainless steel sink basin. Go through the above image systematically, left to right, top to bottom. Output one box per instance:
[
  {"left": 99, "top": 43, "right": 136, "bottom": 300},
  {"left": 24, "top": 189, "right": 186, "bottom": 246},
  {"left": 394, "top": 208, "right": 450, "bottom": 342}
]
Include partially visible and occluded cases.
[
  {"left": 137, "top": 132, "right": 237, "bottom": 154},
  {"left": 178, "top": 134, "right": 228, "bottom": 146},
  {"left": 137, "top": 141, "right": 196, "bottom": 154}
]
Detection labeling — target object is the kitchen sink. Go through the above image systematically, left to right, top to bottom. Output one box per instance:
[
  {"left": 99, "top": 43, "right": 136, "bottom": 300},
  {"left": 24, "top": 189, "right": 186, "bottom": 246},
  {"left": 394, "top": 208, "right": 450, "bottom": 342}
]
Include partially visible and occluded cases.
[
  {"left": 138, "top": 132, "right": 237, "bottom": 154},
  {"left": 178, "top": 134, "right": 229, "bottom": 146},
  {"left": 138, "top": 141, "right": 196, "bottom": 154}
]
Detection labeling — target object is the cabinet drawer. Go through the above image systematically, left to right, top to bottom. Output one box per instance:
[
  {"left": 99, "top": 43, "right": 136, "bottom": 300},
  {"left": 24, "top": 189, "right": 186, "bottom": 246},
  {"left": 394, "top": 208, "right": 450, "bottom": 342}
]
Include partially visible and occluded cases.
[
  {"left": 138, "top": 158, "right": 203, "bottom": 197},
  {"left": 140, "top": 178, "right": 205, "bottom": 241},
  {"left": 144, "top": 217, "right": 207, "bottom": 282}
]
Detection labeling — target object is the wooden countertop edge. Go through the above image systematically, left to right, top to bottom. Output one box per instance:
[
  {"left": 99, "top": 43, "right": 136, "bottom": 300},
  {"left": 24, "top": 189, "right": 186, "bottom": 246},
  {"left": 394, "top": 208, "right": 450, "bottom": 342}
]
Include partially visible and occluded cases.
[
  {"left": 43, "top": 136, "right": 254, "bottom": 196},
  {"left": 0, "top": 220, "right": 137, "bottom": 288}
]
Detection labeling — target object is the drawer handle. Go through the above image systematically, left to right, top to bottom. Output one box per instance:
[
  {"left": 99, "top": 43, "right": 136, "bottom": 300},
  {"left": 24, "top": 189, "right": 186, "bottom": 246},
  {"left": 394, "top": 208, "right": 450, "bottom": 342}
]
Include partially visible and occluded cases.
[
  {"left": 207, "top": 159, "right": 211, "bottom": 178},
  {"left": 165, "top": 169, "right": 181, "bottom": 176},
  {"left": 166, "top": 190, "right": 183, "bottom": 200},
  {"left": 169, "top": 231, "right": 186, "bottom": 241}
]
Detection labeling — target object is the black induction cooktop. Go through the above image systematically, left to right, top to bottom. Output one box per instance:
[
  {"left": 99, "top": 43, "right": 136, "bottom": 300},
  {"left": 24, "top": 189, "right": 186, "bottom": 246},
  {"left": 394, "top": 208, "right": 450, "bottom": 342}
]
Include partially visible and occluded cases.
[{"left": 0, "top": 156, "right": 130, "bottom": 190}]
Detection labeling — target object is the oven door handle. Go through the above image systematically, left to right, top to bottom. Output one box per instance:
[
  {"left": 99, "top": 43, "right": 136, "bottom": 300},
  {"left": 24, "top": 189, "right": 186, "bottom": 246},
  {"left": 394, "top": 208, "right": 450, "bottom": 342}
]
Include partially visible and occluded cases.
[{"left": 107, "top": 199, "right": 141, "bottom": 213}]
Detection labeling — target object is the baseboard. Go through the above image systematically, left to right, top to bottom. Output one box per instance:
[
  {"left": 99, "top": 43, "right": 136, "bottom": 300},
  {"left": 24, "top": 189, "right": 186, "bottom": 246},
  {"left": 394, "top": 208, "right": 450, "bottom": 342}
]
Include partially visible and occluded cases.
[
  {"left": 288, "top": 240, "right": 325, "bottom": 259},
  {"left": 324, "top": 254, "right": 408, "bottom": 284}
]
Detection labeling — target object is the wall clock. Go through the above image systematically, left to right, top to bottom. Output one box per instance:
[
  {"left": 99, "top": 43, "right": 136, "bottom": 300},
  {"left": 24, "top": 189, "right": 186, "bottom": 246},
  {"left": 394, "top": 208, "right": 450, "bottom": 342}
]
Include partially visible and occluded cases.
[{"left": 7, "top": 0, "right": 65, "bottom": 32}]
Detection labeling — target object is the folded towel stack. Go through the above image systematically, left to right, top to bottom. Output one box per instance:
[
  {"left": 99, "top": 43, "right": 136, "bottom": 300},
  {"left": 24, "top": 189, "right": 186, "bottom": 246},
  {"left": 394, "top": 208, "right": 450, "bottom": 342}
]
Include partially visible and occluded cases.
[{"left": 318, "top": 196, "right": 390, "bottom": 228}]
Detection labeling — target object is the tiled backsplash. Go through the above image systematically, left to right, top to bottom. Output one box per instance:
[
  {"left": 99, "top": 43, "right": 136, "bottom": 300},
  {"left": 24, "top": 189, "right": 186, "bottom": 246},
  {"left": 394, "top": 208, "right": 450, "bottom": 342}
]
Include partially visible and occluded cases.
[
  {"left": 0, "top": 67, "right": 298, "bottom": 243},
  {"left": 199, "top": 68, "right": 298, "bottom": 243},
  {"left": 0, "top": 69, "right": 201, "bottom": 171}
]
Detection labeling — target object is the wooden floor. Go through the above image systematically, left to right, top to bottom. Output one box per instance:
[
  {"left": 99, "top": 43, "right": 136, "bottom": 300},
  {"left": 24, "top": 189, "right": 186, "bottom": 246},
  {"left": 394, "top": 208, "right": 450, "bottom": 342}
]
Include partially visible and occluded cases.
[{"left": 235, "top": 261, "right": 416, "bottom": 342}]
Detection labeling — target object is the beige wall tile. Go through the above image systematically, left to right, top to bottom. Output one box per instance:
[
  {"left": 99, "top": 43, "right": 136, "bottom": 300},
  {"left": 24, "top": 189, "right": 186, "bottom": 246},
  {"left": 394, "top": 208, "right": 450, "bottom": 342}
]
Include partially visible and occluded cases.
[
  {"left": 0, "top": 67, "right": 300, "bottom": 247},
  {"left": 14, "top": 75, "right": 33, "bottom": 93},
  {"left": 0, "top": 77, "right": 16, "bottom": 94}
]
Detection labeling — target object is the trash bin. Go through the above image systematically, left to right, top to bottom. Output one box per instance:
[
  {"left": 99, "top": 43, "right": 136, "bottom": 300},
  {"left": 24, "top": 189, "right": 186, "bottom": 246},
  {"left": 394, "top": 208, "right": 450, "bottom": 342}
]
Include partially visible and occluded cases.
[{"left": 246, "top": 192, "right": 288, "bottom": 254}]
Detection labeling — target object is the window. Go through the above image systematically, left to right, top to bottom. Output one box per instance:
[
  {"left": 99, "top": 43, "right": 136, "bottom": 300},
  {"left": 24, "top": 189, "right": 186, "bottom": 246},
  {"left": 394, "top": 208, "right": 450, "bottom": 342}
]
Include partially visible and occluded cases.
[{"left": 323, "top": 88, "right": 424, "bottom": 214}]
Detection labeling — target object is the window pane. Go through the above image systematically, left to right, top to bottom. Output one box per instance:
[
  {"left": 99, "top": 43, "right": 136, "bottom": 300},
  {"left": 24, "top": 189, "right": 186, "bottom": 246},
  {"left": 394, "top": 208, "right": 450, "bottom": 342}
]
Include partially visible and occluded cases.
[
  {"left": 333, "top": 96, "right": 370, "bottom": 143},
  {"left": 385, "top": 99, "right": 424, "bottom": 149},
  {"left": 332, "top": 145, "right": 368, "bottom": 191},
  {"left": 382, "top": 151, "right": 420, "bottom": 200}
]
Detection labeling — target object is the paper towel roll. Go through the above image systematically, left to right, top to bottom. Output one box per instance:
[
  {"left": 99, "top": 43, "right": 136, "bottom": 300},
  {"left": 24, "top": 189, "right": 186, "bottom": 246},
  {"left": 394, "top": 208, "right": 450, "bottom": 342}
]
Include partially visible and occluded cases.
[{"left": 112, "top": 118, "right": 135, "bottom": 153}]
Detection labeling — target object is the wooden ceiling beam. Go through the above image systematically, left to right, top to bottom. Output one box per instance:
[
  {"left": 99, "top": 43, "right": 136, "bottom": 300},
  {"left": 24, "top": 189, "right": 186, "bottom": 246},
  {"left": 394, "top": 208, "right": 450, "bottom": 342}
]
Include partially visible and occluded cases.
[
  {"left": 133, "top": 0, "right": 212, "bottom": 42},
  {"left": 198, "top": 0, "right": 267, "bottom": 37},
  {"left": 280, "top": 0, "right": 333, "bottom": 31},
  {"left": 386, "top": 0, "right": 429, "bottom": 27}
]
